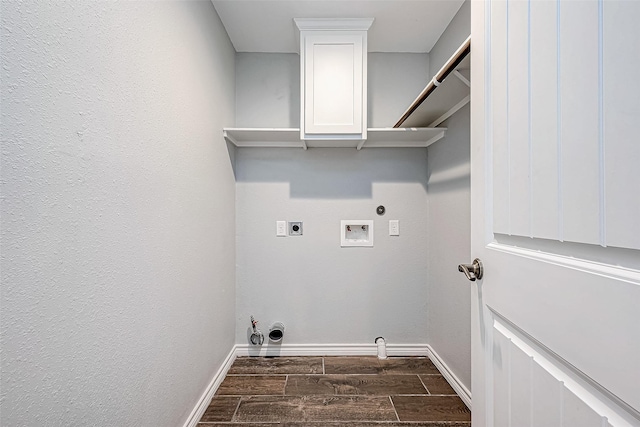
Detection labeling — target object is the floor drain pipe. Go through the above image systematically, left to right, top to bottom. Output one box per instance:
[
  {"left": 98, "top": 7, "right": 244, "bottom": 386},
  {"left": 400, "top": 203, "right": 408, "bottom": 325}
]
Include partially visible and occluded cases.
[{"left": 375, "top": 337, "right": 387, "bottom": 359}]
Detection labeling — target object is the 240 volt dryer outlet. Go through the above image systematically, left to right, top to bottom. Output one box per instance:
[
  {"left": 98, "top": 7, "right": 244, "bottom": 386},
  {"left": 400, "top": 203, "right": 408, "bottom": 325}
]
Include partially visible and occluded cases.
[{"left": 288, "top": 221, "right": 303, "bottom": 236}]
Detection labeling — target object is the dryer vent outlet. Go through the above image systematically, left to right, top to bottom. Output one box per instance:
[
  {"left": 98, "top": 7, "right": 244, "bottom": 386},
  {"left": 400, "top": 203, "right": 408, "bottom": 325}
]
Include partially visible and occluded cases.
[{"left": 269, "top": 322, "right": 285, "bottom": 343}]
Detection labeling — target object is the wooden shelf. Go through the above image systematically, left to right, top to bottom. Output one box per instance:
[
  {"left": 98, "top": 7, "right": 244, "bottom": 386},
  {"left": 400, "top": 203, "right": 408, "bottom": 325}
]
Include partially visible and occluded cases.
[
  {"left": 395, "top": 37, "right": 471, "bottom": 128},
  {"left": 223, "top": 127, "right": 446, "bottom": 150}
]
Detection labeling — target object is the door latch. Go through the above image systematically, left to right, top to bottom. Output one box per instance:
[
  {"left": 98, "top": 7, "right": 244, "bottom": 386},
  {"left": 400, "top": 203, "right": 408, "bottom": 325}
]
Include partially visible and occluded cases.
[{"left": 458, "top": 258, "right": 483, "bottom": 281}]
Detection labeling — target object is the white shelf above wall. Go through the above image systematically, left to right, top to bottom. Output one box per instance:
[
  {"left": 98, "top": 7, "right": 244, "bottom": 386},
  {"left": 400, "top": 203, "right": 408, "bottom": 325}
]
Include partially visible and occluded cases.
[
  {"left": 395, "top": 36, "right": 471, "bottom": 128},
  {"left": 223, "top": 127, "right": 446, "bottom": 150},
  {"left": 223, "top": 128, "right": 304, "bottom": 148},
  {"left": 363, "top": 128, "right": 446, "bottom": 149}
]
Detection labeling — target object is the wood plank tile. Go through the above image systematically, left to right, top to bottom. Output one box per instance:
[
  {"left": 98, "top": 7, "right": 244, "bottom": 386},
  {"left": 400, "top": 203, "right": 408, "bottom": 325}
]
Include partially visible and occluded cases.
[
  {"left": 323, "top": 356, "right": 381, "bottom": 374},
  {"left": 228, "top": 357, "right": 323, "bottom": 374},
  {"left": 379, "top": 357, "right": 441, "bottom": 375},
  {"left": 285, "top": 374, "right": 427, "bottom": 396},
  {"left": 216, "top": 375, "right": 286, "bottom": 395},
  {"left": 420, "top": 375, "right": 457, "bottom": 395},
  {"left": 234, "top": 395, "right": 398, "bottom": 422},
  {"left": 392, "top": 395, "right": 471, "bottom": 422},
  {"left": 198, "top": 396, "right": 240, "bottom": 422},
  {"left": 280, "top": 421, "right": 471, "bottom": 427},
  {"left": 199, "top": 423, "right": 471, "bottom": 426},
  {"left": 278, "top": 423, "right": 471, "bottom": 427},
  {"left": 197, "top": 424, "right": 279, "bottom": 426},
  {"left": 198, "top": 424, "right": 279, "bottom": 426}
]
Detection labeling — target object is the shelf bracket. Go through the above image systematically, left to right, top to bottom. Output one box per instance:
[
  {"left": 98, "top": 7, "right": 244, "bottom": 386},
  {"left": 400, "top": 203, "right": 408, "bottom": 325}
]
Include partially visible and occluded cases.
[
  {"left": 453, "top": 70, "right": 470, "bottom": 88},
  {"left": 428, "top": 95, "right": 471, "bottom": 128},
  {"left": 222, "top": 130, "right": 238, "bottom": 147},
  {"left": 424, "top": 131, "right": 446, "bottom": 148}
]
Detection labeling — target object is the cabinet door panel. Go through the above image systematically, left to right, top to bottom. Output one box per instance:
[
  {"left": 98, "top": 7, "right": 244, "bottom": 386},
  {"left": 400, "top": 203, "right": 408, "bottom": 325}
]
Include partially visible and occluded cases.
[{"left": 303, "top": 34, "right": 364, "bottom": 136}]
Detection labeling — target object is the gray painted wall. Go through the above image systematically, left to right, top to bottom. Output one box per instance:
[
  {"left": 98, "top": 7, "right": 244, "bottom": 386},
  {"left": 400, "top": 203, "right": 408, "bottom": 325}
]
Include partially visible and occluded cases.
[
  {"left": 425, "top": 0, "right": 472, "bottom": 390},
  {"left": 429, "top": 0, "right": 471, "bottom": 78},
  {"left": 0, "top": 2, "right": 236, "bottom": 426},
  {"left": 234, "top": 52, "right": 433, "bottom": 349},
  {"left": 235, "top": 52, "right": 429, "bottom": 128},
  {"left": 236, "top": 53, "right": 300, "bottom": 128},
  {"left": 368, "top": 53, "right": 430, "bottom": 127},
  {"left": 426, "top": 105, "right": 471, "bottom": 389},
  {"left": 235, "top": 148, "right": 429, "bottom": 346}
]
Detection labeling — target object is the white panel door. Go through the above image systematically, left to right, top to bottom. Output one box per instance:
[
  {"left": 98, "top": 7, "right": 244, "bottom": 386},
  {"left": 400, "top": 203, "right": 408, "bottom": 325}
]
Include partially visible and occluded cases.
[{"left": 470, "top": 1, "right": 640, "bottom": 426}]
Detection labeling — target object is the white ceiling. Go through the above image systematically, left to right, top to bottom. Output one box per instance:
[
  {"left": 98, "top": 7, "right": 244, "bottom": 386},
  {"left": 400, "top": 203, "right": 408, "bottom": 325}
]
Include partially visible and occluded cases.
[{"left": 211, "top": 0, "right": 465, "bottom": 53}]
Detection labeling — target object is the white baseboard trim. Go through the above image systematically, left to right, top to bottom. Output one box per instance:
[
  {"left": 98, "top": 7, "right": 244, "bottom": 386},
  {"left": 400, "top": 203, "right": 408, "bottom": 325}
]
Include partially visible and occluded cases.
[
  {"left": 234, "top": 343, "right": 430, "bottom": 357},
  {"left": 426, "top": 344, "right": 472, "bottom": 409},
  {"left": 182, "top": 346, "right": 237, "bottom": 427}
]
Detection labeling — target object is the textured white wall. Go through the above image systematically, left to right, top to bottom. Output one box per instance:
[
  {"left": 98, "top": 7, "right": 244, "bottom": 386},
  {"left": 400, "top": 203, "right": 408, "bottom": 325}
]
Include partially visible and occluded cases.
[
  {"left": 426, "top": 0, "right": 472, "bottom": 391},
  {"left": 0, "top": 2, "right": 236, "bottom": 426},
  {"left": 235, "top": 52, "right": 429, "bottom": 128},
  {"left": 235, "top": 148, "right": 428, "bottom": 346}
]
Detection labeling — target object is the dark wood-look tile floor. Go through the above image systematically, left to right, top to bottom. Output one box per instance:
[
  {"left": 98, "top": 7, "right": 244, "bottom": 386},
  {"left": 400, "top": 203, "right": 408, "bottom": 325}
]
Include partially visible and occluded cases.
[{"left": 198, "top": 356, "right": 471, "bottom": 426}]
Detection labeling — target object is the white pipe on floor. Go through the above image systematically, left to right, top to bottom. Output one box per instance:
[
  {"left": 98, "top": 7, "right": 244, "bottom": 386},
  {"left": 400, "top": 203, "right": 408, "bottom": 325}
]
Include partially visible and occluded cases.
[{"left": 375, "top": 337, "right": 387, "bottom": 359}]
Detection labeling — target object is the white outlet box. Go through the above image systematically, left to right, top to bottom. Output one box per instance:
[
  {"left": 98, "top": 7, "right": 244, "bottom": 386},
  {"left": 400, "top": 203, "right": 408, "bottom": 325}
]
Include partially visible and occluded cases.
[
  {"left": 341, "top": 220, "right": 374, "bottom": 247},
  {"left": 389, "top": 220, "right": 400, "bottom": 236},
  {"left": 276, "top": 221, "right": 287, "bottom": 237}
]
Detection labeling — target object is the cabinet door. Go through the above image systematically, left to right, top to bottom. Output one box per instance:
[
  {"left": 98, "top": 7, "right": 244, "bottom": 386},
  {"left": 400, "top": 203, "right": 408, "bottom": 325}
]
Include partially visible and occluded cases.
[{"left": 302, "top": 33, "right": 365, "bottom": 137}]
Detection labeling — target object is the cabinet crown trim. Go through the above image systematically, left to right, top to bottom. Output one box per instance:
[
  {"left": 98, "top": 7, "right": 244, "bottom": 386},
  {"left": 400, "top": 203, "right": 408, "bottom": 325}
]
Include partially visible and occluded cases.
[{"left": 294, "top": 18, "right": 374, "bottom": 31}]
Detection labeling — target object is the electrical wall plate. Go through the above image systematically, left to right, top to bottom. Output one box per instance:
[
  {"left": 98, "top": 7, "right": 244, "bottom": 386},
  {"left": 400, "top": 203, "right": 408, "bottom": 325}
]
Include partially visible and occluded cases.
[
  {"left": 341, "top": 220, "right": 374, "bottom": 247},
  {"left": 389, "top": 220, "right": 400, "bottom": 236},
  {"left": 289, "top": 221, "right": 303, "bottom": 236}
]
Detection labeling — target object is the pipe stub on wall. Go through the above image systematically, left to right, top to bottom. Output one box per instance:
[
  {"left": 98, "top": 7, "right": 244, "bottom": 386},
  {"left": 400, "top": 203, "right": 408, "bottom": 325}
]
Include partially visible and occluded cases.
[
  {"left": 268, "top": 322, "right": 285, "bottom": 343},
  {"left": 250, "top": 332, "right": 264, "bottom": 345},
  {"left": 375, "top": 336, "right": 387, "bottom": 359}
]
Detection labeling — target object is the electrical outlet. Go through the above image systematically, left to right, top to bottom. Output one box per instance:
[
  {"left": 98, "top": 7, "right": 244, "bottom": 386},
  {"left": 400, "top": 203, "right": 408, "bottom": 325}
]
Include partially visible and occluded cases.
[
  {"left": 276, "top": 221, "right": 287, "bottom": 237},
  {"left": 289, "top": 221, "right": 303, "bottom": 236}
]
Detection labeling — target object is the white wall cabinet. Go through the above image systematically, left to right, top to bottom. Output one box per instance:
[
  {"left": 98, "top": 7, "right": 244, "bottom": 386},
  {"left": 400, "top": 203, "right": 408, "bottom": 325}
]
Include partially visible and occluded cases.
[
  {"left": 223, "top": 18, "right": 450, "bottom": 150},
  {"left": 296, "top": 19, "right": 373, "bottom": 141}
]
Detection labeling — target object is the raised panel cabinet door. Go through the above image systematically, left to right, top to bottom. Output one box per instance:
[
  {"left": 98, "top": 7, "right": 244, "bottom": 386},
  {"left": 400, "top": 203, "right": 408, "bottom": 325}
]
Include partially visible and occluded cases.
[{"left": 302, "top": 33, "right": 365, "bottom": 136}]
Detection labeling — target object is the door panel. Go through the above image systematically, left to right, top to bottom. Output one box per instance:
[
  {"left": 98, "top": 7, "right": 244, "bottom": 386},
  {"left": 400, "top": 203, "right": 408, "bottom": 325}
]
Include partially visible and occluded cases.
[
  {"left": 471, "top": 0, "right": 640, "bottom": 425},
  {"left": 488, "top": 0, "right": 640, "bottom": 251},
  {"left": 490, "top": 0, "right": 509, "bottom": 234},
  {"left": 506, "top": 0, "right": 530, "bottom": 238},
  {"left": 530, "top": 0, "right": 560, "bottom": 241},
  {"left": 559, "top": 0, "right": 601, "bottom": 246},
  {"left": 603, "top": 1, "right": 640, "bottom": 249},
  {"left": 486, "top": 242, "right": 639, "bottom": 404},
  {"left": 491, "top": 313, "right": 636, "bottom": 426},
  {"left": 532, "top": 361, "right": 563, "bottom": 427}
]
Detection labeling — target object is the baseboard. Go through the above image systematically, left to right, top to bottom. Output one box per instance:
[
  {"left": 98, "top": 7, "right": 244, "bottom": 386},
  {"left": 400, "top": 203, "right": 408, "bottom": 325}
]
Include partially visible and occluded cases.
[
  {"left": 234, "top": 343, "right": 430, "bottom": 357},
  {"left": 426, "top": 344, "right": 472, "bottom": 409},
  {"left": 182, "top": 346, "right": 237, "bottom": 427}
]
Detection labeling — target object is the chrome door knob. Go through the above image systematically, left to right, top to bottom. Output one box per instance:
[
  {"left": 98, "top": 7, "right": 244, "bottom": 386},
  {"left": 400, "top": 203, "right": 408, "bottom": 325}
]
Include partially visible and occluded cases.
[{"left": 458, "top": 258, "right": 483, "bottom": 281}]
